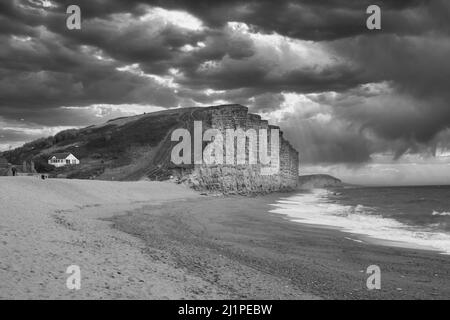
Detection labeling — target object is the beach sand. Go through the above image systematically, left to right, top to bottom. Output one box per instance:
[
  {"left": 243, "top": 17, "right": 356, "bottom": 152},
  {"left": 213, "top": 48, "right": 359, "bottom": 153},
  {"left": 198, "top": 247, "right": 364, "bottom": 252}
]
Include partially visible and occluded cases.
[
  {"left": 0, "top": 177, "right": 208, "bottom": 299},
  {"left": 1, "top": 177, "right": 449, "bottom": 299},
  {"left": 110, "top": 195, "right": 450, "bottom": 299}
]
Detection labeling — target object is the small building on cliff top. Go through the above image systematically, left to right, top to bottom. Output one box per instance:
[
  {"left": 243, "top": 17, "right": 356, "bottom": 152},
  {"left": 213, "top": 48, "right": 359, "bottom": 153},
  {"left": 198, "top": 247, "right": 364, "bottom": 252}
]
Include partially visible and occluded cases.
[{"left": 48, "top": 153, "right": 80, "bottom": 168}]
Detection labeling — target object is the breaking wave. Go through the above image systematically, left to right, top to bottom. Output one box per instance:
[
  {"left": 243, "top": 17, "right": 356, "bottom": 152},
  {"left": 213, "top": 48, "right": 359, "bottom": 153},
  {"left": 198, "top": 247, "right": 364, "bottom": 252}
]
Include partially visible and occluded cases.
[
  {"left": 270, "top": 189, "right": 450, "bottom": 254},
  {"left": 432, "top": 211, "right": 450, "bottom": 216}
]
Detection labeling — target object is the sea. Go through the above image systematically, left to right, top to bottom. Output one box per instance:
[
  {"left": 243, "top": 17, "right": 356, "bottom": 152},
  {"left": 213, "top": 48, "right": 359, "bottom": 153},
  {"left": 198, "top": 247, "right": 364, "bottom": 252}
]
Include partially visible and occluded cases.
[{"left": 270, "top": 186, "right": 450, "bottom": 254}]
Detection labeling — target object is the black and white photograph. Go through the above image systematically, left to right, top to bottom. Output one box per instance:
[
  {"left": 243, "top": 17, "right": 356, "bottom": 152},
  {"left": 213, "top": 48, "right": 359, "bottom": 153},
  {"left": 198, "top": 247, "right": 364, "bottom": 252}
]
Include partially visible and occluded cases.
[{"left": 1, "top": 0, "right": 450, "bottom": 306}]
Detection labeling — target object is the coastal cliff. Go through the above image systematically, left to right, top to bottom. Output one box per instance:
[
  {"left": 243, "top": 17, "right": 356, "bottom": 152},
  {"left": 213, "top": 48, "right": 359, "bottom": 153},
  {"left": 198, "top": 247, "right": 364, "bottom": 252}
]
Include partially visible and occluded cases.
[
  {"left": 2, "top": 105, "right": 299, "bottom": 194},
  {"left": 173, "top": 105, "right": 299, "bottom": 194},
  {"left": 298, "top": 174, "right": 342, "bottom": 189}
]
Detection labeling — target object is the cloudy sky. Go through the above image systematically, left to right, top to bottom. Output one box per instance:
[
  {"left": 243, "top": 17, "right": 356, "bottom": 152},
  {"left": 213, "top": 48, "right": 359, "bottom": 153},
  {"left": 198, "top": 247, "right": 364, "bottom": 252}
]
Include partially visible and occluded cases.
[{"left": 1, "top": 0, "right": 449, "bottom": 185}]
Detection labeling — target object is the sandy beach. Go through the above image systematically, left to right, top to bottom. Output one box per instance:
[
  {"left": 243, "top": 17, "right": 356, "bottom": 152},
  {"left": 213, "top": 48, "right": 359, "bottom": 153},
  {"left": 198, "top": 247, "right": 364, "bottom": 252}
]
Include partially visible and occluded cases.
[
  {"left": 0, "top": 177, "right": 208, "bottom": 299},
  {"left": 1, "top": 177, "right": 449, "bottom": 299}
]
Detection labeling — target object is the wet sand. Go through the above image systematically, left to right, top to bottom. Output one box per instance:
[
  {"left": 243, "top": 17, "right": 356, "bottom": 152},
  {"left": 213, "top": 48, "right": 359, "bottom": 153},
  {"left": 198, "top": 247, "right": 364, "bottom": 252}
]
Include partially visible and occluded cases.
[{"left": 110, "top": 194, "right": 450, "bottom": 299}]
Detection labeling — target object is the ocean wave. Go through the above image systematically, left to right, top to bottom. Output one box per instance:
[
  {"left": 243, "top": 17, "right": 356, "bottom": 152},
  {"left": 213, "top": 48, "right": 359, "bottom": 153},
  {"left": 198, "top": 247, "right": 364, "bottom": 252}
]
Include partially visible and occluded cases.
[
  {"left": 270, "top": 189, "right": 450, "bottom": 254},
  {"left": 432, "top": 211, "right": 450, "bottom": 216}
]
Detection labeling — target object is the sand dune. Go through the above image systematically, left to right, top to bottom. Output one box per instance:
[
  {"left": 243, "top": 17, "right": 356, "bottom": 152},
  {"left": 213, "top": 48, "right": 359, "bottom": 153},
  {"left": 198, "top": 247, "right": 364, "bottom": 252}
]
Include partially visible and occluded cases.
[{"left": 0, "top": 177, "right": 218, "bottom": 299}]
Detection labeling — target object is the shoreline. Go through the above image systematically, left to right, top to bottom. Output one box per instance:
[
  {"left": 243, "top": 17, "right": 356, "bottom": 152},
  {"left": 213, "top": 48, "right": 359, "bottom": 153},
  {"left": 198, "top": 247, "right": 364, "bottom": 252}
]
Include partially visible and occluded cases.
[
  {"left": 1, "top": 177, "right": 449, "bottom": 299},
  {"left": 271, "top": 188, "right": 450, "bottom": 255},
  {"left": 110, "top": 193, "right": 450, "bottom": 299}
]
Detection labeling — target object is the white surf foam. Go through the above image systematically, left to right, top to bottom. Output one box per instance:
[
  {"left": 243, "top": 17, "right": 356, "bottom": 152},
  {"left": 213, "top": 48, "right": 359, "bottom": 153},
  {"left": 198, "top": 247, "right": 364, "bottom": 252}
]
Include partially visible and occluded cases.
[
  {"left": 270, "top": 189, "right": 450, "bottom": 254},
  {"left": 432, "top": 211, "right": 450, "bottom": 216}
]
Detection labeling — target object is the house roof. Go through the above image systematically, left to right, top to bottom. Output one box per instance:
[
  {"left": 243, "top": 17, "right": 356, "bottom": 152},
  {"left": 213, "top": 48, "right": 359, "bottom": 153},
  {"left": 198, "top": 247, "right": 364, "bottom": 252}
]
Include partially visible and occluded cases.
[{"left": 49, "top": 152, "right": 72, "bottom": 160}]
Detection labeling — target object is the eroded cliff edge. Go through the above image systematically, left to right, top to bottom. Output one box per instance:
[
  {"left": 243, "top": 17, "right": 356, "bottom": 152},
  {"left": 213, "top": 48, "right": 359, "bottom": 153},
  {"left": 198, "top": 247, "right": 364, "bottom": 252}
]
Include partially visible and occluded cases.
[
  {"left": 2, "top": 104, "right": 300, "bottom": 194},
  {"left": 171, "top": 105, "right": 299, "bottom": 194}
]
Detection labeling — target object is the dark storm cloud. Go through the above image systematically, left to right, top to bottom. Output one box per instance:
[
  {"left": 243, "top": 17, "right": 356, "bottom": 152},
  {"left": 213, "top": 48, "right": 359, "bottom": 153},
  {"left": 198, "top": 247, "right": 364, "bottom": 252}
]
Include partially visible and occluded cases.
[
  {"left": 0, "top": 0, "right": 449, "bottom": 164},
  {"left": 140, "top": 0, "right": 448, "bottom": 40},
  {"left": 0, "top": 6, "right": 182, "bottom": 112},
  {"left": 325, "top": 32, "right": 450, "bottom": 154},
  {"left": 248, "top": 93, "right": 285, "bottom": 113},
  {"left": 282, "top": 115, "right": 373, "bottom": 164},
  {"left": 0, "top": 127, "right": 35, "bottom": 143}
]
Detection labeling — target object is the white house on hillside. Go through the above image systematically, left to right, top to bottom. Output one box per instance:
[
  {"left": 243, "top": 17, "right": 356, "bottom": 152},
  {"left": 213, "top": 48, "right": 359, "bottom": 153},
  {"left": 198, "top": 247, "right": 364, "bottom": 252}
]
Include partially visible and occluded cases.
[{"left": 48, "top": 153, "right": 80, "bottom": 168}]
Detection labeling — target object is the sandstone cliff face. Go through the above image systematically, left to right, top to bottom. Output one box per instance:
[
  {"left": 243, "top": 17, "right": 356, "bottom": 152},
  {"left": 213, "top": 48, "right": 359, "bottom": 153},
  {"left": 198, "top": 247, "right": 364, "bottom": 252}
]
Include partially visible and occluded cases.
[
  {"left": 3, "top": 104, "right": 299, "bottom": 194},
  {"left": 171, "top": 105, "right": 299, "bottom": 194}
]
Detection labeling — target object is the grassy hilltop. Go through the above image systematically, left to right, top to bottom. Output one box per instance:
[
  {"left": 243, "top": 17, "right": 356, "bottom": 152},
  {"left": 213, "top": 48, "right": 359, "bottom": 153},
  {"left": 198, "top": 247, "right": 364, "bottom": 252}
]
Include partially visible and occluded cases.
[{"left": 2, "top": 107, "right": 209, "bottom": 181}]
